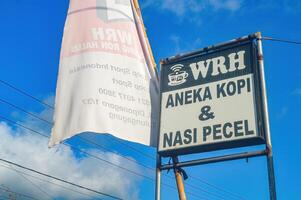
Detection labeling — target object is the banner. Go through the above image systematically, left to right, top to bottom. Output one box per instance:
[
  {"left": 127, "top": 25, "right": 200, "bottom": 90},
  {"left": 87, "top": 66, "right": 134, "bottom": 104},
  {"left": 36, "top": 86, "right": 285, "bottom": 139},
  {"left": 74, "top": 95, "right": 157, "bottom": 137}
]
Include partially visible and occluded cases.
[{"left": 49, "top": 0, "right": 159, "bottom": 147}]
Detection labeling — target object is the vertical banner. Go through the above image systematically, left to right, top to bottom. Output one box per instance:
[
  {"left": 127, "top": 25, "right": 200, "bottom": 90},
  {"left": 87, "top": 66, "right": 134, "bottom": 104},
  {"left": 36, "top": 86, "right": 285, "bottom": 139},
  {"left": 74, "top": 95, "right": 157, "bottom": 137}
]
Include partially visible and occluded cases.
[{"left": 49, "top": 0, "right": 159, "bottom": 147}]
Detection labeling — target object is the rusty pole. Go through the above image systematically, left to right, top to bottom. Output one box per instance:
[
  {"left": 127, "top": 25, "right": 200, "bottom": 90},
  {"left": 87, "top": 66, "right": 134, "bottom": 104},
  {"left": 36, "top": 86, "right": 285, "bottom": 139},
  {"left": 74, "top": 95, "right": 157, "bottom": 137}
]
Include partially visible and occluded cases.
[{"left": 172, "top": 157, "right": 187, "bottom": 200}]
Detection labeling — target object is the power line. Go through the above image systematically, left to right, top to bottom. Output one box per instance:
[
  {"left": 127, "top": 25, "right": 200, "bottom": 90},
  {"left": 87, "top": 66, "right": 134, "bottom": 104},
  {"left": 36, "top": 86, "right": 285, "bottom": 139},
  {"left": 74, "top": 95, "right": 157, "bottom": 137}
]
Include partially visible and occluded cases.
[
  {"left": 262, "top": 36, "right": 301, "bottom": 45},
  {"left": 0, "top": 79, "right": 54, "bottom": 109},
  {"left": 0, "top": 80, "right": 244, "bottom": 200},
  {"left": 0, "top": 97, "right": 156, "bottom": 172},
  {"left": 0, "top": 98, "right": 53, "bottom": 125},
  {"left": 0, "top": 98, "right": 163, "bottom": 177},
  {"left": 0, "top": 101, "right": 235, "bottom": 200},
  {"left": 0, "top": 104, "right": 231, "bottom": 200},
  {"left": 0, "top": 114, "right": 153, "bottom": 181},
  {"left": 0, "top": 115, "right": 208, "bottom": 200},
  {"left": 78, "top": 136, "right": 156, "bottom": 171},
  {"left": 109, "top": 137, "right": 155, "bottom": 160},
  {"left": 0, "top": 158, "right": 122, "bottom": 200},
  {"left": 0, "top": 163, "right": 103, "bottom": 200},
  {"left": 9, "top": 164, "right": 54, "bottom": 200},
  {"left": 190, "top": 176, "right": 246, "bottom": 200},
  {"left": 0, "top": 185, "right": 39, "bottom": 200}
]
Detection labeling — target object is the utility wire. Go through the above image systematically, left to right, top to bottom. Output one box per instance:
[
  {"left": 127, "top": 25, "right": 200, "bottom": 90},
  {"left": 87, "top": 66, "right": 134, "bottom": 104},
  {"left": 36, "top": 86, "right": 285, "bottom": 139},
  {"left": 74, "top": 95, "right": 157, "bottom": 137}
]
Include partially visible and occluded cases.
[
  {"left": 262, "top": 36, "right": 301, "bottom": 45},
  {"left": 0, "top": 79, "right": 54, "bottom": 109},
  {"left": 0, "top": 80, "right": 244, "bottom": 199},
  {"left": 0, "top": 96, "right": 156, "bottom": 172},
  {"left": 0, "top": 98, "right": 53, "bottom": 125},
  {"left": 0, "top": 99, "right": 236, "bottom": 199},
  {"left": 0, "top": 100, "right": 235, "bottom": 200},
  {"left": 0, "top": 114, "right": 153, "bottom": 181},
  {"left": 0, "top": 115, "right": 208, "bottom": 200},
  {"left": 109, "top": 137, "right": 155, "bottom": 160},
  {"left": 0, "top": 158, "right": 122, "bottom": 200},
  {"left": 0, "top": 163, "right": 103, "bottom": 200},
  {"left": 9, "top": 164, "right": 54, "bottom": 200},
  {"left": 190, "top": 175, "right": 246, "bottom": 200},
  {"left": 0, "top": 185, "right": 39, "bottom": 200}
]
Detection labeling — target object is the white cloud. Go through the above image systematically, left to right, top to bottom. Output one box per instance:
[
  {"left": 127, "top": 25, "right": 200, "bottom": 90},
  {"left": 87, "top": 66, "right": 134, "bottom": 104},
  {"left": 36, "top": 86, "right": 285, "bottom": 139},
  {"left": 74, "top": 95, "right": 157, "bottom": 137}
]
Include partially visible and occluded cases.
[
  {"left": 143, "top": 0, "right": 243, "bottom": 16},
  {"left": 209, "top": 0, "right": 242, "bottom": 11},
  {"left": 169, "top": 35, "right": 202, "bottom": 55},
  {"left": 292, "top": 88, "right": 301, "bottom": 96},
  {"left": 0, "top": 99, "right": 144, "bottom": 199},
  {"left": 276, "top": 106, "right": 288, "bottom": 119}
]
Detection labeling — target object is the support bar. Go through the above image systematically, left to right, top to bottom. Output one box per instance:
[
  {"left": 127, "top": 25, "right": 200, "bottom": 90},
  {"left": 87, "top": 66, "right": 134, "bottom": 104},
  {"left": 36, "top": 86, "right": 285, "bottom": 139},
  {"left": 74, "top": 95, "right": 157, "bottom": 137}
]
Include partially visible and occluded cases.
[{"left": 160, "top": 150, "right": 267, "bottom": 170}]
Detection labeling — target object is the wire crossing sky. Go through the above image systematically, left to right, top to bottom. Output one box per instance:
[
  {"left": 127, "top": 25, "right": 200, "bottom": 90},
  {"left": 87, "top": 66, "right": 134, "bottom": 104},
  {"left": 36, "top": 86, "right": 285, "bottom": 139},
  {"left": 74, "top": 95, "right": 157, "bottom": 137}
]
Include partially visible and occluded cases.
[{"left": 0, "top": 0, "right": 301, "bottom": 199}]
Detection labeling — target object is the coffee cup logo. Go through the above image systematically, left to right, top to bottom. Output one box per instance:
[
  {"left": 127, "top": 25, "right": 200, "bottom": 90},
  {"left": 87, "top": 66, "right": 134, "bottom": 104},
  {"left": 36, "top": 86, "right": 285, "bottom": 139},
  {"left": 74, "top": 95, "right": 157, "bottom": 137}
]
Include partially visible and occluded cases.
[{"left": 168, "top": 64, "right": 189, "bottom": 86}]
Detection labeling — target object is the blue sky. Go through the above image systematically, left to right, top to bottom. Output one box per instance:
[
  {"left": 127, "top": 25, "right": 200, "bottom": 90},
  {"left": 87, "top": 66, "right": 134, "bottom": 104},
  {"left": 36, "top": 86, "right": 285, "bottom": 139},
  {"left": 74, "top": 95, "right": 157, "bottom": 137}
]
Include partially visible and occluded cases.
[{"left": 0, "top": 0, "right": 300, "bottom": 199}]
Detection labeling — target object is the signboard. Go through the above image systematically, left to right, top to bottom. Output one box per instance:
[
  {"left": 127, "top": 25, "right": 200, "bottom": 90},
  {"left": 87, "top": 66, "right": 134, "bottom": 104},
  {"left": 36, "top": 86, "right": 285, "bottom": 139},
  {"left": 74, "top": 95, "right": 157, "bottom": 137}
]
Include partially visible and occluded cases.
[{"left": 158, "top": 40, "right": 266, "bottom": 156}]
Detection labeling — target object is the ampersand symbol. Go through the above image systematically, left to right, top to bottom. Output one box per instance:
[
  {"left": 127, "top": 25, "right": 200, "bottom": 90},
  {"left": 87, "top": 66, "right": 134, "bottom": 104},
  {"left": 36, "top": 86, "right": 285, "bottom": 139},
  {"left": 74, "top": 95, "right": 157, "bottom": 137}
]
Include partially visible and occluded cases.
[{"left": 199, "top": 105, "right": 215, "bottom": 121}]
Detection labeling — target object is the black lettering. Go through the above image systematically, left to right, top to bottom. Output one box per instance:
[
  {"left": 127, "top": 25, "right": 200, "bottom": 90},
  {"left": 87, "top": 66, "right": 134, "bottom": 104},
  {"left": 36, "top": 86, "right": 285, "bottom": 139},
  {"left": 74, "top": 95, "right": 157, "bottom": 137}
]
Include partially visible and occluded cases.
[
  {"left": 246, "top": 77, "right": 251, "bottom": 92},
  {"left": 237, "top": 79, "right": 245, "bottom": 94},
  {"left": 227, "top": 81, "right": 236, "bottom": 96},
  {"left": 217, "top": 83, "right": 226, "bottom": 98},
  {"left": 203, "top": 86, "right": 212, "bottom": 101},
  {"left": 193, "top": 88, "right": 202, "bottom": 103},
  {"left": 185, "top": 90, "right": 193, "bottom": 104},
  {"left": 175, "top": 93, "right": 184, "bottom": 107},
  {"left": 165, "top": 94, "right": 174, "bottom": 108},
  {"left": 234, "top": 120, "right": 244, "bottom": 137},
  {"left": 244, "top": 120, "right": 254, "bottom": 135},
  {"left": 223, "top": 122, "right": 233, "bottom": 138},
  {"left": 213, "top": 124, "right": 222, "bottom": 140},
  {"left": 203, "top": 126, "right": 211, "bottom": 142},
  {"left": 193, "top": 128, "right": 197, "bottom": 143},
  {"left": 183, "top": 129, "right": 192, "bottom": 144},
  {"left": 173, "top": 131, "right": 183, "bottom": 146},
  {"left": 163, "top": 132, "right": 173, "bottom": 148}
]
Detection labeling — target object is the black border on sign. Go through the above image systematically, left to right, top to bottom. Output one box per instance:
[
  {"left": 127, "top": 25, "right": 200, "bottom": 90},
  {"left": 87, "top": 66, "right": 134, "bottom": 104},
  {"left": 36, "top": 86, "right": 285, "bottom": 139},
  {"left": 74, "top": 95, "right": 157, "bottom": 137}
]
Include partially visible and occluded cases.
[{"left": 158, "top": 38, "right": 266, "bottom": 157}]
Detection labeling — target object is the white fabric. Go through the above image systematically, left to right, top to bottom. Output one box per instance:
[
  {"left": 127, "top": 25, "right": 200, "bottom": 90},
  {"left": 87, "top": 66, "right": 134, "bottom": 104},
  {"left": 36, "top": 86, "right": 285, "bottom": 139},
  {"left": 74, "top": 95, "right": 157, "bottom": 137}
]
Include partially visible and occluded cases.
[{"left": 49, "top": 0, "right": 159, "bottom": 147}]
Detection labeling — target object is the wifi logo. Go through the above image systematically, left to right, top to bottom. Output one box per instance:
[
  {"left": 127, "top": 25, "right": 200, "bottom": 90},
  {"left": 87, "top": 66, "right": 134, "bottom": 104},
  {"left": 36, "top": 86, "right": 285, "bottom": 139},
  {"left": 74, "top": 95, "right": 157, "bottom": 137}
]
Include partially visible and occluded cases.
[
  {"left": 168, "top": 64, "right": 189, "bottom": 86},
  {"left": 170, "top": 64, "right": 184, "bottom": 73}
]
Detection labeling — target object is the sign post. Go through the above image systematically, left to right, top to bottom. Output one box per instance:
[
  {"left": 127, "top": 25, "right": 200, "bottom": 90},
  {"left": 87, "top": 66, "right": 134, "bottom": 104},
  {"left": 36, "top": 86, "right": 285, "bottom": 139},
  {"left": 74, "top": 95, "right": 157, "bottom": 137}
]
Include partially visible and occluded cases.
[
  {"left": 157, "top": 32, "right": 277, "bottom": 200},
  {"left": 256, "top": 32, "right": 277, "bottom": 200},
  {"left": 155, "top": 154, "right": 161, "bottom": 200},
  {"left": 172, "top": 156, "right": 187, "bottom": 200}
]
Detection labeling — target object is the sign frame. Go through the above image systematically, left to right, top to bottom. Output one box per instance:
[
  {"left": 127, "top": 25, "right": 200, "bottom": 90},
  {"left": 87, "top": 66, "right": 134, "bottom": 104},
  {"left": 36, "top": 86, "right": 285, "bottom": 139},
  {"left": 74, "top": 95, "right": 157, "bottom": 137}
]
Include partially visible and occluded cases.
[
  {"left": 155, "top": 32, "right": 277, "bottom": 200},
  {"left": 158, "top": 36, "right": 266, "bottom": 157}
]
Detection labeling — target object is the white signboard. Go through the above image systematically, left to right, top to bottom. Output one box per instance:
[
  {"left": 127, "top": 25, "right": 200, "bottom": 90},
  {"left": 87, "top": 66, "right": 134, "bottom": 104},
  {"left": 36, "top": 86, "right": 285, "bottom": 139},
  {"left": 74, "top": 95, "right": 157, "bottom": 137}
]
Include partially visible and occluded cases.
[{"left": 158, "top": 42, "right": 265, "bottom": 156}]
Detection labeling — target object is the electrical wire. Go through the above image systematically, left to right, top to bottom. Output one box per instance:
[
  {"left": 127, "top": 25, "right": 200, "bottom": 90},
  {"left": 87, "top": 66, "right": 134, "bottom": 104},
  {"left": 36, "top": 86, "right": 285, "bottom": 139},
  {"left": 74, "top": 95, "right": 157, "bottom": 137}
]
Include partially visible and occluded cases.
[
  {"left": 262, "top": 36, "right": 301, "bottom": 45},
  {"left": 0, "top": 79, "right": 54, "bottom": 109},
  {"left": 0, "top": 79, "right": 245, "bottom": 199},
  {"left": 0, "top": 79, "right": 247, "bottom": 199},
  {"left": 0, "top": 96, "right": 155, "bottom": 172},
  {"left": 0, "top": 98, "right": 53, "bottom": 125},
  {"left": 0, "top": 98, "right": 238, "bottom": 199},
  {"left": 0, "top": 100, "right": 237, "bottom": 200},
  {"left": 0, "top": 115, "right": 209, "bottom": 200},
  {"left": 0, "top": 158, "right": 122, "bottom": 200},
  {"left": 0, "top": 163, "right": 103, "bottom": 200},
  {"left": 8, "top": 164, "right": 54, "bottom": 200},
  {"left": 0, "top": 185, "right": 39, "bottom": 200}
]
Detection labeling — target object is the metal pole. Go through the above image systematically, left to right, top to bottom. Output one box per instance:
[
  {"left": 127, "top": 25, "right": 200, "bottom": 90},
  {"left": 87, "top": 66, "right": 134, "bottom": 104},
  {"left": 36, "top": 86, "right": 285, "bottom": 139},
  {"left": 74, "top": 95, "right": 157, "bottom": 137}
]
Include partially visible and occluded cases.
[
  {"left": 132, "top": 1, "right": 161, "bottom": 199},
  {"left": 256, "top": 32, "right": 277, "bottom": 200},
  {"left": 160, "top": 150, "right": 267, "bottom": 170},
  {"left": 155, "top": 154, "right": 161, "bottom": 200},
  {"left": 172, "top": 157, "right": 187, "bottom": 200}
]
